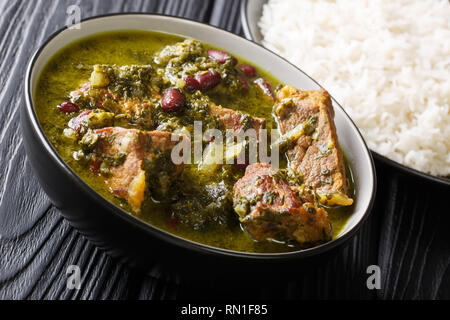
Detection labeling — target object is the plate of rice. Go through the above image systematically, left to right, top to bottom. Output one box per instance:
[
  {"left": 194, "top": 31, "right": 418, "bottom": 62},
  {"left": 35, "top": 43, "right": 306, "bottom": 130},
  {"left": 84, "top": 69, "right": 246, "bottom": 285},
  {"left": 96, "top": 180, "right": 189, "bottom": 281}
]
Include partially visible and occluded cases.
[{"left": 241, "top": 0, "right": 450, "bottom": 185}]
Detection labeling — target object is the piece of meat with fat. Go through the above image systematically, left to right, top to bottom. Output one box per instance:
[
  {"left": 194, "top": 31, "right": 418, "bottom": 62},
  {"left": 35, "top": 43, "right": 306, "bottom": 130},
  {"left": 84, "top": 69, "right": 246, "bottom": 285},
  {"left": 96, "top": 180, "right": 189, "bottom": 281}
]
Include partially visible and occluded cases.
[
  {"left": 70, "top": 64, "right": 159, "bottom": 129},
  {"left": 70, "top": 82, "right": 156, "bottom": 129},
  {"left": 275, "top": 85, "right": 353, "bottom": 206},
  {"left": 208, "top": 104, "right": 266, "bottom": 165},
  {"left": 209, "top": 104, "right": 265, "bottom": 134},
  {"left": 93, "top": 127, "right": 186, "bottom": 212},
  {"left": 233, "top": 163, "right": 332, "bottom": 245}
]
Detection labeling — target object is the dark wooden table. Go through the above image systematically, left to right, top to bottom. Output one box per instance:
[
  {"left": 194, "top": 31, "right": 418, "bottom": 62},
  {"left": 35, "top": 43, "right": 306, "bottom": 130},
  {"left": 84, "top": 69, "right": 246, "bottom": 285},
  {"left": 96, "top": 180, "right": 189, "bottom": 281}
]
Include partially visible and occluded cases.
[{"left": 0, "top": 0, "right": 449, "bottom": 300}]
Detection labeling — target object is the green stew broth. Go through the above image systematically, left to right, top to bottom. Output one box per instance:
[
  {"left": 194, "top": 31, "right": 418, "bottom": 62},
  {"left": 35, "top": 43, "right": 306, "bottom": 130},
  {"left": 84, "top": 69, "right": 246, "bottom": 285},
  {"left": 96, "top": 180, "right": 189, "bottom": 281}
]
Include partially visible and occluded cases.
[{"left": 35, "top": 31, "right": 354, "bottom": 253}]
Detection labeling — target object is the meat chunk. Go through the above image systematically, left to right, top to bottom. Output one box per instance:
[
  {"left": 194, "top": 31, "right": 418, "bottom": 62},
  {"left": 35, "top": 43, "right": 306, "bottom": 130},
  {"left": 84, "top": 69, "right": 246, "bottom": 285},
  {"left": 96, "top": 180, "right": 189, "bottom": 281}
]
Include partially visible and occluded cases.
[
  {"left": 70, "top": 65, "right": 159, "bottom": 129},
  {"left": 70, "top": 82, "right": 156, "bottom": 129},
  {"left": 274, "top": 85, "right": 353, "bottom": 206},
  {"left": 208, "top": 104, "right": 267, "bottom": 165},
  {"left": 209, "top": 104, "right": 265, "bottom": 134},
  {"left": 68, "top": 109, "right": 115, "bottom": 135},
  {"left": 86, "top": 127, "right": 186, "bottom": 212},
  {"left": 92, "top": 127, "right": 146, "bottom": 212},
  {"left": 142, "top": 130, "right": 187, "bottom": 198},
  {"left": 233, "top": 163, "right": 332, "bottom": 246}
]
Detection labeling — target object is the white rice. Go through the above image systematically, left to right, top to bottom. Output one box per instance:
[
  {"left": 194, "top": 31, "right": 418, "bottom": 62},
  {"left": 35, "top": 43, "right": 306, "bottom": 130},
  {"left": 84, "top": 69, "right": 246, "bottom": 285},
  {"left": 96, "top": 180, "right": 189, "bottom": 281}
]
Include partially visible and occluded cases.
[{"left": 259, "top": 0, "right": 450, "bottom": 176}]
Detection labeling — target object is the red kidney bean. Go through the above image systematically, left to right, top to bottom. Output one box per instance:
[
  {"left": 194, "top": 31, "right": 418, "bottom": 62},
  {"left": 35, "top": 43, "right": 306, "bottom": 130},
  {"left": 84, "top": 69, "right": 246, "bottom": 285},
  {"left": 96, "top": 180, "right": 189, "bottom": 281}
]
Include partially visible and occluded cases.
[
  {"left": 207, "top": 49, "right": 237, "bottom": 65},
  {"left": 238, "top": 64, "right": 257, "bottom": 78},
  {"left": 195, "top": 71, "right": 221, "bottom": 90},
  {"left": 183, "top": 76, "right": 200, "bottom": 93},
  {"left": 254, "top": 77, "right": 274, "bottom": 100},
  {"left": 161, "top": 88, "right": 185, "bottom": 111},
  {"left": 57, "top": 101, "right": 80, "bottom": 113},
  {"left": 68, "top": 109, "right": 93, "bottom": 131}
]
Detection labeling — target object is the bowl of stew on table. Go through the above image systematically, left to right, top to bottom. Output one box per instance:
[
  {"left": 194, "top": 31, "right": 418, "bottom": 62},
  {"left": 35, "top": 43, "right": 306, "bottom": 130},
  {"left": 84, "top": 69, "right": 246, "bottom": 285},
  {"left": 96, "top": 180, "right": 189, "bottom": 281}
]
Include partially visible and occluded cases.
[{"left": 23, "top": 14, "right": 376, "bottom": 278}]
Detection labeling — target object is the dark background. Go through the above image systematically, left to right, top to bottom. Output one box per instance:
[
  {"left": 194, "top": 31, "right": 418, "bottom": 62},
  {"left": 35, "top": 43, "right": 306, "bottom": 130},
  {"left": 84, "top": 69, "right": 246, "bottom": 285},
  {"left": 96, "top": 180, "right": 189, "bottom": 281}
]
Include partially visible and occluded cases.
[{"left": 0, "top": 0, "right": 449, "bottom": 300}]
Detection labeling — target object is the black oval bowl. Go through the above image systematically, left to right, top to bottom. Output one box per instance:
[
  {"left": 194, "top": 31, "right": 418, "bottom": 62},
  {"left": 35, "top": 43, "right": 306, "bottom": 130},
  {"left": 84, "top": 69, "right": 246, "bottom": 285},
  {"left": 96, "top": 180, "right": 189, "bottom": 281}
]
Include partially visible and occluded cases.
[
  {"left": 241, "top": 0, "right": 450, "bottom": 187},
  {"left": 22, "top": 14, "right": 376, "bottom": 282}
]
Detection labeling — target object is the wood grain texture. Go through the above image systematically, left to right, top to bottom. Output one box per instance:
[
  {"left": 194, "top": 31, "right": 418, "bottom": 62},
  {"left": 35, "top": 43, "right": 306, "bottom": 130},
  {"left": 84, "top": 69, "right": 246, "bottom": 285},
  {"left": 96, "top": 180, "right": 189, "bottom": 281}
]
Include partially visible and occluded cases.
[
  {"left": 0, "top": 0, "right": 448, "bottom": 300},
  {"left": 377, "top": 173, "right": 450, "bottom": 299}
]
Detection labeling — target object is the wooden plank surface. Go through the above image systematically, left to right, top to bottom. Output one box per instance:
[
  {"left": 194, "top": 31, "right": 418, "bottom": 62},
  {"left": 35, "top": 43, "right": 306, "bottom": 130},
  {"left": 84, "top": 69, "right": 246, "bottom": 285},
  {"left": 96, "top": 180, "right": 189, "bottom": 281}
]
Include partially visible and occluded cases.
[{"left": 0, "top": 0, "right": 448, "bottom": 300}]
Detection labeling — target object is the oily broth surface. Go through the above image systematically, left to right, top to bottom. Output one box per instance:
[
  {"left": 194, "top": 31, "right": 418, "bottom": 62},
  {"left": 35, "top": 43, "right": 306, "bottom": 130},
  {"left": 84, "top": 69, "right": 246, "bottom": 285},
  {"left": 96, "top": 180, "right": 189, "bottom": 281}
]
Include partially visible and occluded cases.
[{"left": 35, "top": 30, "right": 353, "bottom": 253}]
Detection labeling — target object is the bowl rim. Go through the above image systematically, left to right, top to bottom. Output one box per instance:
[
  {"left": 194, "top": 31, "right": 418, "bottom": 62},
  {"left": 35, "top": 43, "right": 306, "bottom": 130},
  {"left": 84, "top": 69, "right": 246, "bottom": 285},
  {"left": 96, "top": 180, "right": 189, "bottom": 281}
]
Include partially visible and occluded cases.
[
  {"left": 240, "top": 0, "right": 450, "bottom": 187},
  {"left": 24, "top": 12, "right": 377, "bottom": 260}
]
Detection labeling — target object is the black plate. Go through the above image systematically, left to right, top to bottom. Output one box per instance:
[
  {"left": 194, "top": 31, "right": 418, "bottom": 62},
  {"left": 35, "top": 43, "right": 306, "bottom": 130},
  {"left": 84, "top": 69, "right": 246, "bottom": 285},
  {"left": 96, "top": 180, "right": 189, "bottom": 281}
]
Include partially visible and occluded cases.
[{"left": 240, "top": 0, "right": 450, "bottom": 187}]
